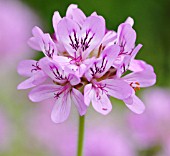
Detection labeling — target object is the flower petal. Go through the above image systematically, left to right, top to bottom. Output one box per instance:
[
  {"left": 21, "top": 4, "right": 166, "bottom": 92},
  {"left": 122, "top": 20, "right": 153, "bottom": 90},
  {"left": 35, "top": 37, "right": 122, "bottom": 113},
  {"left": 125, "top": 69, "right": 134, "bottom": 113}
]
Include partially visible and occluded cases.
[
  {"left": 66, "top": 4, "right": 78, "bottom": 18},
  {"left": 71, "top": 8, "right": 86, "bottom": 27},
  {"left": 52, "top": 11, "right": 62, "bottom": 34},
  {"left": 80, "top": 16, "right": 105, "bottom": 58},
  {"left": 57, "top": 17, "right": 80, "bottom": 56},
  {"left": 125, "top": 17, "right": 134, "bottom": 26},
  {"left": 117, "top": 23, "right": 136, "bottom": 52},
  {"left": 28, "top": 26, "right": 58, "bottom": 59},
  {"left": 28, "top": 26, "right": 43, "bottom": 50},
  {"left": 32, "top": 26, "right": 43, "bottom": 37},
  {"left": 101, "top": 31, "right": 117, "bottom": 47},
  {"left": 40, "top": 33, "right": 58, "bottom": 59},
  {"left": 27, "top": 37, "right": 41, "bottom": 51},
  {"left": 100, "top": 44, "right": 120, "bottom": 68},
  {"left": 130, "top": 44, "right": 143, "bottom": 60},
  {"left": 85, "top": 45, "right": 120, "bottom": 81},
  {"left": 53, "top": 55, "right": 71, "bottom": 66},
  {"left": 39, "top": 58, "right": 67, "bottom": 84},
  {"left": 128, "top": 59, "right": 146, "bottom": 72},
  {"left": 129, "top": 59, "right": 153, "bottom": 72},
  {"left": 17, "top": 60, "right": 39, "bottom": 77},
  {"left": 123, "top": 66, "right": 156, "bottom": 87},
  {"left": 17, "top": 71, "right": 46, "bottom": 90},
  {"left": 67, "top": 74, "right": 80, "bottom": 86},
  {"left": 17, "top": 77, "right": 37, "bottom": 90},
  {"left": 102, "top": 79, "right": 132, "bottom": 100},
  {"left": 29, "top": 84, "right": 61, "bottom": 102},
  {"left": 84, "top": 84, "right": 93, "bottom": 106},
  {"left": 71, "top": 88, "right": 87, "bottom": 116},
  {"left": 92, "top": 90, "right": 112, "bottom": 115},
  {"left": 51, "top": 91, "right": 71, "bottom": 123},
  {"left": 124, "top": 94, "right": 145, "bottom": 114}
]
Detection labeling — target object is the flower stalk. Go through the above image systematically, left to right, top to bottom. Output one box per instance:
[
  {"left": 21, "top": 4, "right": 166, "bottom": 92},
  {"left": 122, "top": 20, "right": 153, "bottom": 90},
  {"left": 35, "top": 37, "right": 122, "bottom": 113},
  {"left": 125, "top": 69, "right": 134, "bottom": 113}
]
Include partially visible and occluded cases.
[{"left": 77, "top": 115, "right": 85, "bottom": 156}]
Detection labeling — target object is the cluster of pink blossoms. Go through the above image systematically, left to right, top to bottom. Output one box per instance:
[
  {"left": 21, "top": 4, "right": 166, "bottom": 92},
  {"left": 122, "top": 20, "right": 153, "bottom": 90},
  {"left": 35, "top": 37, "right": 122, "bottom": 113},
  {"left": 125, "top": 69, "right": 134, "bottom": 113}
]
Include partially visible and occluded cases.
[{"left": 18, "top": 4, "right": 156, "bottom": 123}]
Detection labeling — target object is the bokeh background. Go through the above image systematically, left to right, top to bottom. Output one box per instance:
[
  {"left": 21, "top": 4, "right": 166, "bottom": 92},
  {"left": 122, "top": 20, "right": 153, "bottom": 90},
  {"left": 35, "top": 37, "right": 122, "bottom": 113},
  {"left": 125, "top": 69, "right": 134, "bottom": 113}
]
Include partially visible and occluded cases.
[{"left": 0, "top": 0, "right": 170, "bottom": 155}]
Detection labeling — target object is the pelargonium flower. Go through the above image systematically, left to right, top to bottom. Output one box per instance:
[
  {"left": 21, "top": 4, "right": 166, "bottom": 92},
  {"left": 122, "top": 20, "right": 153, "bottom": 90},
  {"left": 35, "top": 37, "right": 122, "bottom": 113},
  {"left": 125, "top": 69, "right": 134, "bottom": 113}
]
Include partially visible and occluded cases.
[
  {"left": 18, "top": 4, "right": 156, "bottom": 123},
  {"left": 28, "top": 58, "right": 87, "bottom": 123}
]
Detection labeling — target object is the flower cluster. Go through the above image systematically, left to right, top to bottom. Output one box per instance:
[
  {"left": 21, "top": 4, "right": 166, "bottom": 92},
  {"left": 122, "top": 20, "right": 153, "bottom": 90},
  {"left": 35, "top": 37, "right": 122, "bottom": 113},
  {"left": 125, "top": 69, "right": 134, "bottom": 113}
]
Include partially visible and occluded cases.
[{"left": 18, "top": 4, "right": 156, "bottom": 123}]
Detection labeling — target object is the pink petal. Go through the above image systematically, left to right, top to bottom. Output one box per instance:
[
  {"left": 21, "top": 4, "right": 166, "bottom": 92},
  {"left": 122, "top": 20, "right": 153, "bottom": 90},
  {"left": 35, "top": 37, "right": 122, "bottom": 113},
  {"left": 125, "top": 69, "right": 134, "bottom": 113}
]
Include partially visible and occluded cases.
[
  {"left": 66, "top": 4, "right": 78, "bottom": 18},
  {"left": 71, "top": 8, "right": 86, "bottom": 27},
  {"left": 52, "top": 11, "right": 62, "bottom": 34},
  {"left": 90, "top": 12, "right": 106, "bottom": 27},
  {"left": 80, "top": 16, "right": 105, "bottom": 58},
  {"left": 57, "top": 17, "right": 80, "bottom": 56},
  {"left": 125, "top": 17, "right": 134, "bottom": 26},
  {"left": 117, "top": 23, "right": 136, "bottom": 52},
  {"left": 29, "top": 26, "right": 58, "bottom": 59},
  {"left": 32, "top": 26, "right": 43, "bottom": 37},
  {"left": 27, "top": 27, "right": 44, "bottom": 50},
  {"left": 101, "top": 31, "right": 117, "bottom": 46},
  {"left": 40, "top": 33, "right": 58, "bottom": 58},
  {"left": 27, "top": 37, "right": 41, "bottom": 51},
  {"left": 101, "top": 44, "right": 120, "bottom": 68},
  {"left": 130, "top": 44, "right": 143, "bottom": 60},
  {"left": 85, "top": 45, "right": 120, "bottom": 81},
  {"left": 53, "top": 55, "right": 71, "bottom": 66},
  {"left": 39, "top": 58, "right": 67, "bottom": 84},
  {"left": 129, "top": 59, "right": 146, "bottom": 72},
  {"left": 129, "top": 59, "right": 154, "bottom": 72},
  {"left": 17, "top": 60, "right": 38, "bottom": 77},
  {"left": 64, "top": 63, "right": 87, "bottom": 77},
  {"left": 123, "top": 66, "right": 156, "bottom": 87},
  {"left": 31, "top": 70, "right": 47, "bottom": 85},
  {"left": 17, "top": 71, "right": 46, "bottom": 90},
  {"left": 67, "top": 74, "right": 80, "bottom": 86},
  {"left": 17, "top": 77, "right": 37, "bottom": 90},
  {"left": 102, "top": 79, "right": 132, "bottom": 100},
  {"left": 29, "top": 84, "right": 62, "bottom": 102},
  {"left": 84, "top": 84, "right": 93, "bottom": 106},
  {"left": 71, "top": 88, "right": 87, "bottom": 116},
  {"left": 92, "top": 90, "right": 112, "bottom": 115},
  {"left": 51, "top": 91, "right": 71, "bottom": 123},
  {"left": 124, "top": 94, "right": 145, "bottom": 114}
]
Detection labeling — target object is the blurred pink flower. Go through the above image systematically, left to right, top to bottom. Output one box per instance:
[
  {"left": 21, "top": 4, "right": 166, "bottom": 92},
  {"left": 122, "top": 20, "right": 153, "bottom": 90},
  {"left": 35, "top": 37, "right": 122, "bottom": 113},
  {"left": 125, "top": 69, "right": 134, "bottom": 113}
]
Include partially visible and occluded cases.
[
  {"left": 0, "top": 0, "right": 39, "bottom": 67},
  {"left": 128, "top": 88, "right": 170, "bottom": 155},
  {"left": 28, "top": 101, "right": 136, "bottom": 156},
  {"left": 0, "top": 108, "right": 13, "bottom": 151},
  {"left": 84, "top": 127, "right": 136, "bottom": 156}
]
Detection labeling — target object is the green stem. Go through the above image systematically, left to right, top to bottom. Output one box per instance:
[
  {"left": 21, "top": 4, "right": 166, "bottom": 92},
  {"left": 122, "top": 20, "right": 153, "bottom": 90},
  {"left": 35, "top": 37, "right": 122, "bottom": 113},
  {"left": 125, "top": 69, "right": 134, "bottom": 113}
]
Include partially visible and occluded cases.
[{"left": 77, "top": 115, "right": 85, "bottom": 156}]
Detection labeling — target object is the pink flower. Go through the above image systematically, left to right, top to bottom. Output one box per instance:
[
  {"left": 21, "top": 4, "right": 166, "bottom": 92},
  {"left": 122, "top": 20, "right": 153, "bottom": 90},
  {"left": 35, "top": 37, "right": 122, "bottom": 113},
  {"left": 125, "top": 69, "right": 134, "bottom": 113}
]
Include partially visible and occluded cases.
[
  {"left": 0, "top": 0, "right": 39, "bottom": 67},
  {"left": 18, "top": 4, "right": 156, "bottom": 123},
  {"left": 84, "top": 45, "right": 132, "bottom": 115},
  {"left": 28, "top": 58, "right": 87, "bottom": 123},
  {"left": 128, "top": 88, "right": 170, "bottom": 155},
  {"left": 0, "top": 108, "right": 13, "bottom": 151},
  {"left": 85, "top": 127, "right": 136, "bottom": 156}
]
